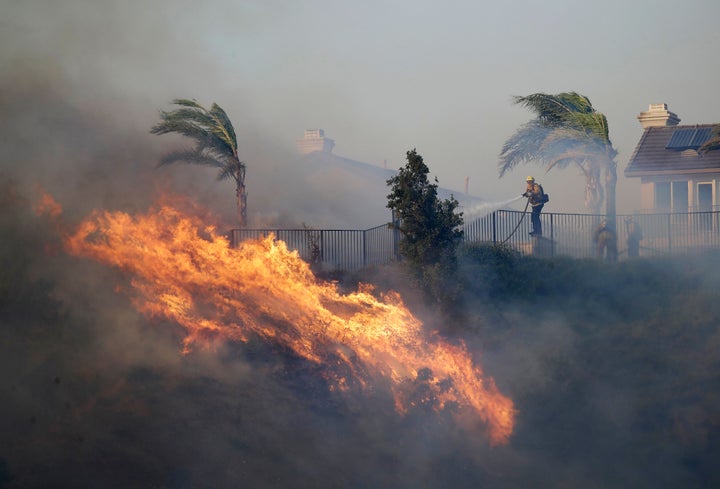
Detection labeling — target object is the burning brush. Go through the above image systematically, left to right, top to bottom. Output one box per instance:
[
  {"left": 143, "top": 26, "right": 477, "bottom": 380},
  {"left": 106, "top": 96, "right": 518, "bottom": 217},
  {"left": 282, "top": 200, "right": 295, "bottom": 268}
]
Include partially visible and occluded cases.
[{"left": 55, "top": 195, "right": 515, "bottom": 445}]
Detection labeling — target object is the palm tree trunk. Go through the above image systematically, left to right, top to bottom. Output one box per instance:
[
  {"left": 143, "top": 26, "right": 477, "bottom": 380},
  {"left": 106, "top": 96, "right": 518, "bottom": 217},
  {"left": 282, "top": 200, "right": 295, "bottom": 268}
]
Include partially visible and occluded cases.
[
  {"left": 604, "top": 159, "right": 618, "bottom": 261},
  {"left": 604, "top": 160, "right": 617, "bottom": 221},
  {"left": 584, "top": 174, "right": 603, "bottom": 214},
  {"left": 236, "top": 183, "right": 247, "bottom": 228}
]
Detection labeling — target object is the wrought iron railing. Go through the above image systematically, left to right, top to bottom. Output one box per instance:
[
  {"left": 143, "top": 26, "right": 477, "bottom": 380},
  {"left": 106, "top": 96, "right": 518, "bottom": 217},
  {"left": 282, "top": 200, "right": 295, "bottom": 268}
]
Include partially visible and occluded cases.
[
  {"left": 228, "top": 210, "right": 720, "bottom": 270},
  {"left": 466, "top": 210, "right": 720, "bottom": 259},
  {"left": 228, "top": 224, "right": 400, "bottom": 271}
]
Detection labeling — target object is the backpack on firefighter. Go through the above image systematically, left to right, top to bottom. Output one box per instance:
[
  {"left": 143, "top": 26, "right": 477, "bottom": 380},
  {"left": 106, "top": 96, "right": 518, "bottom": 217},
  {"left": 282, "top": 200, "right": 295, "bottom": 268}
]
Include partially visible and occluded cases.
[{"left": 538, "top": 184, "right": 549, "bottom": 204}]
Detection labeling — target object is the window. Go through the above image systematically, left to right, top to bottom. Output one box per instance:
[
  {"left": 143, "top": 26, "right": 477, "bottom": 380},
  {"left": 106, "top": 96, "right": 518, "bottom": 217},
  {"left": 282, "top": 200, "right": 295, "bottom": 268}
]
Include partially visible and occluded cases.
[
  {"left": 654, "top": 181, "right": 688, "bottom": 212},
  {"left": 672, "top": 181, "right": 688, "bottom": 212},
  {"left": 655, "top": 182, "right": 670, "bottom": 211},
  {"left": 697, "top": 183, "right": 714, "bottom": 231},
  {"left": 698, "top": 183, "right": 713, "bottom": 212}
]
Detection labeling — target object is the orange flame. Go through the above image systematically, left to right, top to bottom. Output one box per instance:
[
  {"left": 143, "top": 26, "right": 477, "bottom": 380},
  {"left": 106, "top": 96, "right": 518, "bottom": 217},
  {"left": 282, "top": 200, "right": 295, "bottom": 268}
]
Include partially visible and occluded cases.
[
  {"left": 34, "top": 188, "right": 63, "bottom": 218},
  {"left": 63, "top": 200, "right": 515, "bottom": 445}
]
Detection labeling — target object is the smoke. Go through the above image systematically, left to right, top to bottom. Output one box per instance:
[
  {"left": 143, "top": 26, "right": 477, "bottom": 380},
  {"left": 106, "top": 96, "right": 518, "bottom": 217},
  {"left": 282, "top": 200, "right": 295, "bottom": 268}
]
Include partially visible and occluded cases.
[
  {"left": 0, "top": 0, "right": 391, "bottom": 232},
  {"left": 2, "top": 3, "right": 720, "bottom": 489},
  {"left": 0, "top": 10, "right": 434, "bottom": 487},
  {"left": 0, "top": 62, "right": 509, "bottom": 485},
  {"left": 6, "top": 165, "right": 720, "bottom": 488},
  {"left": 0, "top": 186, "right": 516, "bottom": 488},
  {"left": 463, "top": 195, "right": 524, "bottom": 220}
]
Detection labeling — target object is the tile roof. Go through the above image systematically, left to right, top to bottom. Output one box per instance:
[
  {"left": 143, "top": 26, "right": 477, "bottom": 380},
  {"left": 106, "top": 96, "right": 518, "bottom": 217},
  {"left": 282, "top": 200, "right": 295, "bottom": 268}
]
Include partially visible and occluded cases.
[{"left": 625, "top": 124, "right": 720, "bottom": 176}]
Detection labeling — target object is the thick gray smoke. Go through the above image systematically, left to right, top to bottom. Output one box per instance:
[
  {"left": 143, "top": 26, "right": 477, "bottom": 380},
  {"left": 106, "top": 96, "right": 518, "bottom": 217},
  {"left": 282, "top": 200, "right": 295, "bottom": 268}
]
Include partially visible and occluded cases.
[
  {"left": 0, "top": 0, "right": 388, "bottom": 231},
  {"left": 2, "top": 3, "right": 719, "bottom": 489},
  {"left": 0, "top": 39, "right": 505, "bottom": 489},
  {"left": 0, "top": 177, "right": 513, "bottom": 488}
]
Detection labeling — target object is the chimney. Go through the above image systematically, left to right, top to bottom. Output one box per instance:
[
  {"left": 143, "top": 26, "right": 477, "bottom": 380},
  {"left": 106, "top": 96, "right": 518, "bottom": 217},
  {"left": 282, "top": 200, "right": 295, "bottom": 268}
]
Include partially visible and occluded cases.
[
  {"left": 637, "top": 103, "right": 681, "bottom": 128},
  {"left": 295, "top": 129, "right": 335, "bottom": 154}
]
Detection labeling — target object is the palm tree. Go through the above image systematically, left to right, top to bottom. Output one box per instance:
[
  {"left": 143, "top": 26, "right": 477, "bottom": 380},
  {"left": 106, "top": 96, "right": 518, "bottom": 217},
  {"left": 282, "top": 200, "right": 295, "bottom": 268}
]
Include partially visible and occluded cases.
[
  {"left": 498, "top": 92, "right": 618, "bottom": 219},
  {"left": 151, "top": 99, "right": 247, "bottom": 227},
  {"left": 699, "top": 125, "right": 720, "bottom": 154}
]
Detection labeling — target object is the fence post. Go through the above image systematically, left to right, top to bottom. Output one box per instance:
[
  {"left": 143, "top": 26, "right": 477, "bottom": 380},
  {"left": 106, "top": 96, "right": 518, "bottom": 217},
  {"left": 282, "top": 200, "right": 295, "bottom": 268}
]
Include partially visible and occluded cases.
[
  {"left": 391, "top": 210, "right": 401, "bottom": 261},
  {"left": 492, "top": 211, "right": 497, "bottom": 244},
  {"left": 550, "top": 213, "right": 555, "bottom": 257},
  {"left": 667, "top": 213, "right": 672, "bottom": 255},
  {"left": 362, "top": 229, "right": 367, "bottom": 268},
  {"left": 320, "top": 230, "right": 325, "bottom": 264}
]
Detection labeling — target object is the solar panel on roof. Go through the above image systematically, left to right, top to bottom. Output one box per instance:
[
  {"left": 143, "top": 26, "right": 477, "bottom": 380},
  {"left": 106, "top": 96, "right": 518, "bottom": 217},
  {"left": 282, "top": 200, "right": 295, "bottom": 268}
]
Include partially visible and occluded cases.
[
  {"left": 666, "top": 127, "right": 713, "bottom": 150},
  {"left": 691, "top": 127, "right": 712, "bottom": 147},
  {"left": 666, "top": 129, "right": 694, "bottom": 149}
]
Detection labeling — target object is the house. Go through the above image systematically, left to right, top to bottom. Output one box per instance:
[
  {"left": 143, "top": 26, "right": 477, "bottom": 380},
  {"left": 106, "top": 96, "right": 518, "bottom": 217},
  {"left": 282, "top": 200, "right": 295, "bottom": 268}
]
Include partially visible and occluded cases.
[
  {"left": 625, "top": 104, "right": 720, "bottom": 212},
  {"left": 284, "top": 129, "right": 483, "bottom": 228},
  {"left": 295, "top": 129, "right": 336, "bottom": 154}
]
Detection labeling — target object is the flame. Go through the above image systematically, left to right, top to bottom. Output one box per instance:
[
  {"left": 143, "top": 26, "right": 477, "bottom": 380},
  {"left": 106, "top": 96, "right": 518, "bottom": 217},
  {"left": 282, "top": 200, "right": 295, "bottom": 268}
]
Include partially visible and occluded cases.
[
  {"left": 33, "top": 187, "right": 63, "bottom": 217},
  {"left": 63, "top": 199, "right": 515, "bottom": 445}
]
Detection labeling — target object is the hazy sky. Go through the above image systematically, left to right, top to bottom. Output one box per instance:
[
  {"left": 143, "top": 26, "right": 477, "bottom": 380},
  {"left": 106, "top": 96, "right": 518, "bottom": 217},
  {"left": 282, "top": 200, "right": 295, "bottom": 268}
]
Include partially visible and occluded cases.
[
  {"left": 3, "top": 0, "right": 720, "bottom": 215},
  {"left": 3, "top": 4, "right": 720, "bottom": 486}
]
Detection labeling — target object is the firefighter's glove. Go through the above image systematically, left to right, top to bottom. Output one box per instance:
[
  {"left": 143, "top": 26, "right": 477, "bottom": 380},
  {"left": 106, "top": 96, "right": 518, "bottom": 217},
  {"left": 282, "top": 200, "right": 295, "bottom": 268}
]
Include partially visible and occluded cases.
[{"left": 522, "top": 192, "right": 528, "bottom": 198}]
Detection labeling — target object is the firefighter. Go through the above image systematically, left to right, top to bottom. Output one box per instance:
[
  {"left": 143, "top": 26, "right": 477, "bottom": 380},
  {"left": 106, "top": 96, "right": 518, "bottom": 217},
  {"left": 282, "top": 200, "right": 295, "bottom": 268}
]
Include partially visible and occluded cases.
[
  {"left": 522, "top": 176, "right": 546, "bottom": 236},
  {"left": 625, "top": 217, "right": 643, "bottom": 258},
  {"left": 594, "top": 219, "right": 618, "bottom": 263}
]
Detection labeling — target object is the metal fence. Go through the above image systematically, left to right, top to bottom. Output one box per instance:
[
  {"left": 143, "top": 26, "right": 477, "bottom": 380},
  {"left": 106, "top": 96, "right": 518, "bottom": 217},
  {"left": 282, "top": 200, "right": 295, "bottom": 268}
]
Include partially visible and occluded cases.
[
  {"left": 228, "top": 210, "right": 720, "bottom": 270},
  {"left": 465, "top": 210, "right": 720, "bottom": 259},
  {"left": 228, "top": 224, "right": 399, "bottom": 271}
]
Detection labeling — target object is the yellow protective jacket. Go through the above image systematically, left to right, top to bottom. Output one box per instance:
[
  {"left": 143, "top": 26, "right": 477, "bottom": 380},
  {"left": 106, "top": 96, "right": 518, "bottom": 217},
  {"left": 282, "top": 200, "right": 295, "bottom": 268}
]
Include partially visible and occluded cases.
[{"left": 525, "top": 183, "right": 545, "bottom": 207}]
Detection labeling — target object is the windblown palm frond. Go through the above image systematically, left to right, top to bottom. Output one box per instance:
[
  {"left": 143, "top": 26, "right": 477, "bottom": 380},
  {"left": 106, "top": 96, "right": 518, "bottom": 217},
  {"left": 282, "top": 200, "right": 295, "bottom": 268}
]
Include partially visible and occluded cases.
[
  {"left": 499, "top": 91, "right": 618, "bottom": 217},
  {"left": 514, "top": 92, "right": 592, "bottom": 127},
  {"left": 516, "top": 93, "right": 612, "bottom": 142},
  {"left": 151, "top": 98, "right": 247, "bottom": 226},
  {"left": 150, "top": 99, "right": 240, "bottom": 169},
  {"left": 209, "top": 103, "right": 238, "bottom": 155},
  {"left": 498, "top": 121, "right": 551, "bottom": 176},
  {"left": 500, "top": 124, "right": 604, "bottom": 174},
  {"left": 699, "top": 125, "right": 720, "bottom": 155},
  {"left": 542, "top": 127, "right": 614, "bottom": 161},
  {"left": 158, "top": 148, "right": 226, "bottom": 168}
]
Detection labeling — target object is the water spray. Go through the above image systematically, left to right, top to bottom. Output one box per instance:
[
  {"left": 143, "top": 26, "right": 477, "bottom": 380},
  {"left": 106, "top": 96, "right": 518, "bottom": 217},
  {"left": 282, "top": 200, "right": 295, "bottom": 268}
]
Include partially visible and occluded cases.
[
  {"left": 463, "top": 195, "right": 524, "bottom": 221},
  {"left": 464, "top": 195, "right": 530, "bottom": 244}
]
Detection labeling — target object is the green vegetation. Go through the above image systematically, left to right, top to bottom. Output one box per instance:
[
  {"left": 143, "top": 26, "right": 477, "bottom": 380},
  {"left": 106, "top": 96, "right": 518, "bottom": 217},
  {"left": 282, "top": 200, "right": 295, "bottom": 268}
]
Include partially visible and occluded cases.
[
  {"left": 499, "top": 92, "right": 618, "bottom": 218},
  {"left": 151, "top": 99, "right": 247, "bottom": 227},
  {"left": 699, "top": 124, "right": 720, "bottom": 154},
  {"left": 386, "top": 149, "right": 464, "bottom": 309}
]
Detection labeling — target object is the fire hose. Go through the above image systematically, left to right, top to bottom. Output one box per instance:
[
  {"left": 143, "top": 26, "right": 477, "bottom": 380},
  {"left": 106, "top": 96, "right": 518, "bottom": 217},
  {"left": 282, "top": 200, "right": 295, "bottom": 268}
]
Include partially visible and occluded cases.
[{"left": 499, "top": 198, "right": 530, "bottom": 245}]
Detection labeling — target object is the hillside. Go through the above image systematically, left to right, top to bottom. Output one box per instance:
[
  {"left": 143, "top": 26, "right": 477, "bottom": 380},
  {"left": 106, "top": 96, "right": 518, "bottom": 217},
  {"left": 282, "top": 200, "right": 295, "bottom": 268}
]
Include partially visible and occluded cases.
[{"left": 1, "top": 187, "right": 719, "bottom": 488}]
